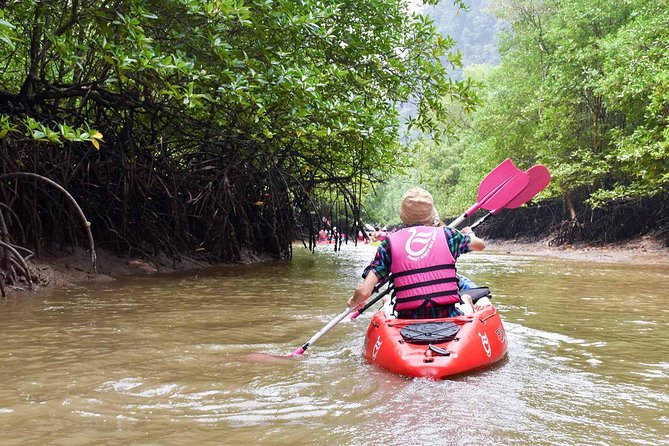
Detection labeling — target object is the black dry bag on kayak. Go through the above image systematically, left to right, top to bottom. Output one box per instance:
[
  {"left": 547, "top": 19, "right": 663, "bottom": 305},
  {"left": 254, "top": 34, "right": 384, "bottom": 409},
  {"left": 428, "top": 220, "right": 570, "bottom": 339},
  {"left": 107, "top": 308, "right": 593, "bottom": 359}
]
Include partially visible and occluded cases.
[{"left": 400, "top": 322, "right": 460, "bottom": 344}]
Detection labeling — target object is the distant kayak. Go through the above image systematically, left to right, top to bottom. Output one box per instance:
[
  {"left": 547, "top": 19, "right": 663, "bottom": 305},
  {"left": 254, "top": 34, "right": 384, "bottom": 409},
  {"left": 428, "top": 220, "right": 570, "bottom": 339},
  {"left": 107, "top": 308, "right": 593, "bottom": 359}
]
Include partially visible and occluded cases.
[{"left": 362, "top": 303, "right": 507, "bottom": 379}]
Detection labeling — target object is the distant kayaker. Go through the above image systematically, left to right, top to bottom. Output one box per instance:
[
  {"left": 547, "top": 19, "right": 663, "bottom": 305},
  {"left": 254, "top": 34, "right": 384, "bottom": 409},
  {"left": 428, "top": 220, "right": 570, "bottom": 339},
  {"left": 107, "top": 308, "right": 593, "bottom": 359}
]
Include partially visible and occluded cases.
[
  {"left": 347, "top": 187, "right": 485, "bottom": 319},
  {"left": 375, "top": 227, "right": 388, "bottom": 242}
]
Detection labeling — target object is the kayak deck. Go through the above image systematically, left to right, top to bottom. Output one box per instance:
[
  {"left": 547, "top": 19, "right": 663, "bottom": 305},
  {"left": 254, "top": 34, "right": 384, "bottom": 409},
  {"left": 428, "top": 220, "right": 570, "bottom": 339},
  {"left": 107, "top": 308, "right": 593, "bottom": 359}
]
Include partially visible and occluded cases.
[{"left": 363, "top": 305, "right": 508, "bottom": 379}]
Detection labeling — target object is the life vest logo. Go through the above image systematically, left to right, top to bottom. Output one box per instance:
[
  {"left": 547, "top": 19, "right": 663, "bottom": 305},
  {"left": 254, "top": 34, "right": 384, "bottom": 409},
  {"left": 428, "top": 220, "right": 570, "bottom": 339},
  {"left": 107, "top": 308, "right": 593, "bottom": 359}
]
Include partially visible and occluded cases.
[
  {"left": 405, "top": 227, "right": 437, "bottom": 261},
  {"left": 478, "top": 332, "right": 492, "bottom": 357},
  {"left": 372, "top": 335, "right": 383, "bottom": 361}
]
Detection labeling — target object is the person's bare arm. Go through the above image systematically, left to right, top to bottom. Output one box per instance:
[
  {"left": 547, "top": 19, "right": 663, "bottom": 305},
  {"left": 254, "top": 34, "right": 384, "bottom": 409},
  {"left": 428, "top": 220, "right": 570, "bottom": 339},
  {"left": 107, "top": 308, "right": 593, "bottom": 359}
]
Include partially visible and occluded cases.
[
  {"left": 462, "top": 226, "right": 485, "bottom": 251},
  {"left": 347, "top": 273, "right": 379, "bottom": 308}
]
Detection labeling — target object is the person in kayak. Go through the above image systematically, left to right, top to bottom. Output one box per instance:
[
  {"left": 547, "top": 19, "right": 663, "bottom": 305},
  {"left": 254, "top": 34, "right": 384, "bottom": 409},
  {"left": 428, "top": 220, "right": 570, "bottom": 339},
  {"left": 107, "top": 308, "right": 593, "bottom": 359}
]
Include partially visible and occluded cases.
[{"left": 347, "top": 187, "right": 485, "bottom": 319}]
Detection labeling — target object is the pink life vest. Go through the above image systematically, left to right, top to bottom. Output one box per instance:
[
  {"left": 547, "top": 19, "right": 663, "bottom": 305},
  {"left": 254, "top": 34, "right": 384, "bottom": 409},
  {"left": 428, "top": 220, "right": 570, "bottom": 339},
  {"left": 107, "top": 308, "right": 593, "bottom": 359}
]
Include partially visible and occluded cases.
[{"left": 388, "top": 226, "right": 460, "bottom": 311}]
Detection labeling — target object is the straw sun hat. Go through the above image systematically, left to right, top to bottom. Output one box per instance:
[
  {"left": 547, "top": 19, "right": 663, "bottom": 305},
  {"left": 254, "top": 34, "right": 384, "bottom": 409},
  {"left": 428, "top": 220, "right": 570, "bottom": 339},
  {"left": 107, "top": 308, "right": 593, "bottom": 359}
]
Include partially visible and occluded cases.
[{"left": 399, "top": 187, "right": 440, "bottom": 226}]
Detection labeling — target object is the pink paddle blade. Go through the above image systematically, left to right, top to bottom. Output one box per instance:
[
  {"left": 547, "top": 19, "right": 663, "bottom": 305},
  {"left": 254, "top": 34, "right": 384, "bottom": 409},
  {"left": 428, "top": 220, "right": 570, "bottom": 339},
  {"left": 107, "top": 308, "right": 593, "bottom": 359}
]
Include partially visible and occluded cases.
[
  {"left": 477, "top": 159, "right": 522, "bottom": 202},
  {"left": 458, "top": 160, "right": 525, "bottom": 221},
  {"left": 504, "top": 165, "right": 551, "bottom": 208},
  {"left": 480, "top": 171, "right": 530, "bottom": 211},
  {"left": 291, "top": 347, "right": 305, "bottom": 356}
]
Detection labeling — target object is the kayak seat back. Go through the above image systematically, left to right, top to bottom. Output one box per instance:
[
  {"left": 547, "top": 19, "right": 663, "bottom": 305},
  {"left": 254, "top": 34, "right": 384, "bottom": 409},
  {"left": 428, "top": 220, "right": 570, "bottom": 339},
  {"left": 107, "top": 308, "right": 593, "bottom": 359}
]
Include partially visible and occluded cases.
[
  {"left": 458, "top": 287, "right": 491, "bottom": 304},
  {"left": 400, "top": 321, "right": 460, "bottom": 344}
]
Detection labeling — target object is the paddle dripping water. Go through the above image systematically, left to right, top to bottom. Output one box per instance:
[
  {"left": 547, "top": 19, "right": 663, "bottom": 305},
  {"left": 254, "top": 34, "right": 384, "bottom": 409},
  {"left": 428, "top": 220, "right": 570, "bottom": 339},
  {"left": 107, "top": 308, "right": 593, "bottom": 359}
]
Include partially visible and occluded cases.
[{"left": 0, "top": 244, "right": 667, "bottom": 445}]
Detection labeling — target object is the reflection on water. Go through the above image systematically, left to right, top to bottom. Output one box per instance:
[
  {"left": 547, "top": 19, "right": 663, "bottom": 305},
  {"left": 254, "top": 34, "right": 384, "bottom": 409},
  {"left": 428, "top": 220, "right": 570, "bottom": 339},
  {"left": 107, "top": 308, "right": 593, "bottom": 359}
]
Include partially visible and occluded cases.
[{"left": 0, "top": 243, "right": 668, "bottom": 445}]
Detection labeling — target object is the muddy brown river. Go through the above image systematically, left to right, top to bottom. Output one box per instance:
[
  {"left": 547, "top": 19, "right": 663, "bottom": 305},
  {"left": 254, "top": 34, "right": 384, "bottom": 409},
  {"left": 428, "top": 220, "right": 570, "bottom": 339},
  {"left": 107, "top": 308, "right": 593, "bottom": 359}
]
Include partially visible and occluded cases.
[{"left": 1, "top": 243, "right": 667, "bottom": 445}]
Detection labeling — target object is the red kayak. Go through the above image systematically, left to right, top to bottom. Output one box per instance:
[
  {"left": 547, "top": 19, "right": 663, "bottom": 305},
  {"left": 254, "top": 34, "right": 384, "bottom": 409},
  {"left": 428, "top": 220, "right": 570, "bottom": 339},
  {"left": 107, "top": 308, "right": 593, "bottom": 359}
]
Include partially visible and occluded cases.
[{"left": 362, "top": 305, "right": 507, "bottom": 379}]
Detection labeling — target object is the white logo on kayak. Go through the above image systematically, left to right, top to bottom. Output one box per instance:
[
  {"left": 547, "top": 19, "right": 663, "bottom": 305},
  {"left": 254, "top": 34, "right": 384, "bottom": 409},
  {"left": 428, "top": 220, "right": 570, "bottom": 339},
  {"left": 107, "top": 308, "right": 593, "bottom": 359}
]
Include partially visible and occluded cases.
[
  {"left": 405, "top": 227, "right": 437, "bottom": 261},
  {"left": 479, "top": 332, "right": 492, "bottom": 357},
  {"left": 372, "top": 335, "right": 383, "bottom": 361}
]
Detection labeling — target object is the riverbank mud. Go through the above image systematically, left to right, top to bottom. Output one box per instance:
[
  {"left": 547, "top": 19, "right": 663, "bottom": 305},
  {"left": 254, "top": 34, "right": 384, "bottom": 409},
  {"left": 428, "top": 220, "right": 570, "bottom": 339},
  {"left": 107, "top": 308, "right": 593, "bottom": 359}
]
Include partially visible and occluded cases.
[
  {"left": 488, "top": 235, "right": 668, "bottom": 266},
  {"left": 4, "top": 247, "right": 274, "bottom": 297},
  {"left": 25, "top": 248, "right": 211, "bottom": 289}
]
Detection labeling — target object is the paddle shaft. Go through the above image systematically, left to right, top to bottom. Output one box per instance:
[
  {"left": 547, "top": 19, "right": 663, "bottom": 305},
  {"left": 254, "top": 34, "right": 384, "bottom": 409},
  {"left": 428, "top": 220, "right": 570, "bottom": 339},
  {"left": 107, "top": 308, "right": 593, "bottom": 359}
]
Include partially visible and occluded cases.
[
  {"left": 449, "top": 176, "right": 512, "bottom": 227},
  {"left": 449, "top": 177, "right": 513, "bottom": 228},
  {"left": 470, "top": 212, "right": 491, "bottom": 230},
  {"left": 292, "top": 280, "right": 390, "bottom": 355},
  {"left": 291, "top": 306, "right": 358, "bottom": 355}
]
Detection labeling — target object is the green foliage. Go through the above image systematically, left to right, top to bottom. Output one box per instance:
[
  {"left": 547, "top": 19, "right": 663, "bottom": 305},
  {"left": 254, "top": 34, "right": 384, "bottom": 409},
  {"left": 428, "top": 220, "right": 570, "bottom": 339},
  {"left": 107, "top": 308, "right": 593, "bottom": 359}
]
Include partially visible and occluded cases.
[
  {"left": 0, "top": 0, "right": 479, "bottom": 257},
  {"left": 0, "top": 0, "right": 471, "bottom": 161},
  {"left": 363, "top": 0, "right": 506, "bottom": 222},
  {"left": 370, "top": 0, "right": 669, "bottom": 225},
  {"left": 415, "top": 0, "right": 669, "bottom": 220},
  {"left": 487, "top": 0, "right": 669, "bottom": 205},
  {"left": 589, "top": 3, "right": 669, "bottom": 203},
  {"left": 0, "top": 11, "right": 16, "bottom": 50},
  {"left": 363, "top": 174, "right": 419, "bottom": 226}
]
